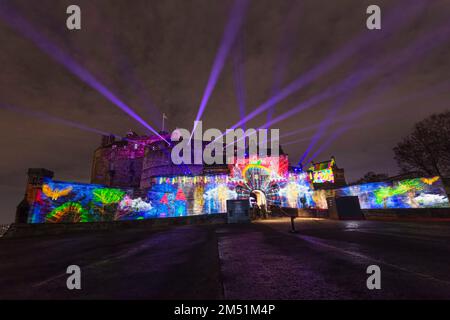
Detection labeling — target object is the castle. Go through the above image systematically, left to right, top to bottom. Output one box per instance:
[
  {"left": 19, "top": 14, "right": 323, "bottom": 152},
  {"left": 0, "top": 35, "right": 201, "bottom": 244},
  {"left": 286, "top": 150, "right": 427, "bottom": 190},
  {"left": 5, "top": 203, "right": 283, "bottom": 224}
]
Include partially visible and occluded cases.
[
  {"left": 15, "top": 130, "right": 449, "bottom": 224},
  {"left": 90, "top": 130, "right": 346, "bottom": 189},
  {"left": 90, "top": 130, "right": 228, "bottom": 189}
]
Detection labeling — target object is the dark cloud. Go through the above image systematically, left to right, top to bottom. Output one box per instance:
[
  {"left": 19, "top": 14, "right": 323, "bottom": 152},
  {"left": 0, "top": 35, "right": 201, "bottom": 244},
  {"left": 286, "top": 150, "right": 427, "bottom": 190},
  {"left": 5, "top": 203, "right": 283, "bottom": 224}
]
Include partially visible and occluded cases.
[{"left": 0, "top": 0, "right": 449, "bottom": 223}]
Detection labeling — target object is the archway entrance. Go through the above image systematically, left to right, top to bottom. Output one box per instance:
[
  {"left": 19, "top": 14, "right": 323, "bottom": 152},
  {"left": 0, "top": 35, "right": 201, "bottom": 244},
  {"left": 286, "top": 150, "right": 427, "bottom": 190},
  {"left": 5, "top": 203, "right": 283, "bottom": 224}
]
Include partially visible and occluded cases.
[{"left": 250, "top": 190, "right": 267, "bottom": 209}]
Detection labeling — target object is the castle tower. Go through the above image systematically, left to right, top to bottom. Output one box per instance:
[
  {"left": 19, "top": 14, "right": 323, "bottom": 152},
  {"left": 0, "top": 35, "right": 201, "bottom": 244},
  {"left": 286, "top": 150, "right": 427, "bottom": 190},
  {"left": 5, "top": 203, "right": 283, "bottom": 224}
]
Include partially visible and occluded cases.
[{"left": 15, "top": 168, "right": 54, "bottom": 223}]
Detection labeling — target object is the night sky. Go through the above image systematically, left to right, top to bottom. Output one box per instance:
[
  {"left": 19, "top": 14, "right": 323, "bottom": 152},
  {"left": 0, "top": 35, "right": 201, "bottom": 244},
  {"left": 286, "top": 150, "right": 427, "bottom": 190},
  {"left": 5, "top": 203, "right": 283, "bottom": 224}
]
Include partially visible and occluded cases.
[{"left": 0, "top": 0, "right": 449, "bottom": 223}]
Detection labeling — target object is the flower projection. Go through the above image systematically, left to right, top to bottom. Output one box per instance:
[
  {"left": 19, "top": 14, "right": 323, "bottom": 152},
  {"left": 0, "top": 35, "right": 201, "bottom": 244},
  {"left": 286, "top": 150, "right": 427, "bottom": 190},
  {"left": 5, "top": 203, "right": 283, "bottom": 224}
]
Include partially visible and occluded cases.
[
  {"left": 414, "top": 194, "right": 449, "bottom": 207},
  {"left": 119, "top": 196, "right": 152, "bottom": 212}
]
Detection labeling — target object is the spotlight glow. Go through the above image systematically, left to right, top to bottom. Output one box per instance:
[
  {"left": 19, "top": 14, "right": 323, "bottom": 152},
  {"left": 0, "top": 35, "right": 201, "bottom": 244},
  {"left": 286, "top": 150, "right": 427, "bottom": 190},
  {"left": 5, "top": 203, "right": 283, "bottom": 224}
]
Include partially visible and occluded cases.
[
  {"left": 190, "top": 0, "right": 251, "bottom": 141},
  {"left": 267, "top": 0, "right": 303, "bottom": 123},
  {"left": 227, "top": 1, "right": 428, "bottom": 131},
  {"left": 0, "top": 3, "right": 167, "bottom": 143},
  {"left": 259, "top": 21, "right": 450, "bottom": 131},
  {"left": 232, "top": 34, "right": 247, "bottom": 129},
  {"left": 0, "top": 103, "right": 120, "bottom": 138}
]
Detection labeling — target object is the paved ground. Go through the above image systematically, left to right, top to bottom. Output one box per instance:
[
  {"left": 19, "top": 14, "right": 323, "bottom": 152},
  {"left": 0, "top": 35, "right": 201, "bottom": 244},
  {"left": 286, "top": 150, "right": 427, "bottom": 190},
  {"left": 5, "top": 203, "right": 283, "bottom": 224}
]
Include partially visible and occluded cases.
[{"left": 1, "top": 218, "right": 450, "bottom": 299}]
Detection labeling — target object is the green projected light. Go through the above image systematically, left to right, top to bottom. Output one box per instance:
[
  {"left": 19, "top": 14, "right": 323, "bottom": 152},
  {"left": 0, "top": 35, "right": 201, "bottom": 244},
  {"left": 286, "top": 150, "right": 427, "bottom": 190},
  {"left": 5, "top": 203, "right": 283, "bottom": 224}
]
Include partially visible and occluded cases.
[{"left": 93, "top": 188, "right": 126, "bottom": 205}]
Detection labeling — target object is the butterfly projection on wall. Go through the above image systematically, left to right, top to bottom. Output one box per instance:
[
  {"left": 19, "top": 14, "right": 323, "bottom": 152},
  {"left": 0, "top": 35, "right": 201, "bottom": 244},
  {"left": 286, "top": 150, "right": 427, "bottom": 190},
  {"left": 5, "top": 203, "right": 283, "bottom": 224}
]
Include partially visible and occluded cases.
[
  {"left": 421, "top": 176, "right": 440, "bottom": 185},
  {"left": 42, "top": 184, "right": 73, "bottom": 200}
]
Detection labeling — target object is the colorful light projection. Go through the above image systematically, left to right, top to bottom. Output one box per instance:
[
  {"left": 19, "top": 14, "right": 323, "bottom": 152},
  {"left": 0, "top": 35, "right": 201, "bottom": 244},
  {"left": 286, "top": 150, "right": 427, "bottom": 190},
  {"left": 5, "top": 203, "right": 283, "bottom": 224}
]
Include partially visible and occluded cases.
[
  {"left": 230, "top": 156, "right": 289, "bottom": 180},
  {"left": 227, "top": 157, "right": 317, "bottom": 208},
  {"left": 229, "top": 158, "right": 286, "bottom": 206},
  {"left": 308, "top": 158, "right": 335, "bottom": 184},
  {"left": 310, "top": 168, "right": 334, "bottom": 184},
  {"left": 29, "top": 172, "right": 448, "bottom": 224},
  {"left": 277, "top": 172, "right": 317, "bottom": 209},
  {"left": 147, "top": 175, "right": 236, "bottom": 215},
  {"left": 152, "top": 175, "right": 230, "bottom": 185},
  {"left": 336, "top": 176, "right": 450, "bottom": 209},
  {"left": 30, "top": 179, "right": 156, "bottom": 223},
  {"left": 373, "top": 179, "right": 424, "bottom": 205},
  {"left": 147, "top": 182, "right": 181, "bottom": 217},
  {"left": 42, "top": 184, "right": 73, "bottom": 200},
  {"left": 193, "top": 184, "right": 205, "bottom": 214},
  {"left": 204, "top": 184, "right": 237, "bottom": 213},
  {"left": 93, "top": 188, "right": 126, "bottom": 205},
  {"left": 311, "top": 189, "right": 329, "bottom": 209},
  {"left": 414, "top": 194, "right": 449, "bottom": 207},
  {"left": 117, "top": 196, "right": 153, "bottom": 220},
  {"left": 119, "top": 196, "right": 153, "bottom": 212},
  {"left": 46, "top": 202, "right": 89, "bottom": 223}
]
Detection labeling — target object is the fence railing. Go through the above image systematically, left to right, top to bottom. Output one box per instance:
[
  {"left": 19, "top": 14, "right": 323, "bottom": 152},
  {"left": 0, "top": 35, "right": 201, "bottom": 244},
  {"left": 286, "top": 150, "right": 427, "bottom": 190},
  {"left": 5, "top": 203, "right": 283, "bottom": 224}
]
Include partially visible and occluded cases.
[{"left": 0, "top": 224, "right": 11, "bottom": 237}]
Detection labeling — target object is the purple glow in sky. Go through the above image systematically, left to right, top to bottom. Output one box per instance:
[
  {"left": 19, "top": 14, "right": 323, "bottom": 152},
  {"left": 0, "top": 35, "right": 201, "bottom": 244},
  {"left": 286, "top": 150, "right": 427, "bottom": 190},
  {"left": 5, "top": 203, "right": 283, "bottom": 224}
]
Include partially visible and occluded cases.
[
  {"left": 0, "top": 0, "right": 449, "bottom": 224},
  {"left": 190, "top": 0, "right": 251, "bottom": 140},
  {"left": 229, "top": 0, "right": 427, "bottom": 131},
  {"left": 266, "top": 0, "right": 303, "bottom": 123},
  {"left": 0, "top": 3, "right": 167, "bottom": 143},
  {"left": 223, "top": 20, "right": 450, "bottom": 151},
  {"left": 263, "top": 20, "right": 450, "bottom": 128},
  {"left": 232, "top": 34, "right": 247, "bottom": 130},
  {"left": 113, "top": 43, "right": 163, "bottom": 130},
  {"left": 299, "top": 56, "right": 373, "bottom": 164},
  {"left": 306, "top": 78, "right": 450, "bottom": 163},
  {"left": 281, "top": 79, "right": 450, "bottom": 147},
  {"left": 299, "top": 91, "right": 351, "bottom": 165},
  {"left": 0, "top": 103, "right": 120, "bottom": 138}
]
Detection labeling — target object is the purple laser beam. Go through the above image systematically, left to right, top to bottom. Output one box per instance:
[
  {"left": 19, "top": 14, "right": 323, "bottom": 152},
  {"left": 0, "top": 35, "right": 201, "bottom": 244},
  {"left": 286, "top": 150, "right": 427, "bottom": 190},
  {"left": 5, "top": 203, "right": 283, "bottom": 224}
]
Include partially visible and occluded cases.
[
  {"left": 190, "top": 0, "right": 251, "bottom": 141},
  {"left": 228, "top": 0, "right": 427, "bottom": 131},
  {"left": 267, "top": 0, "right": 303, "bottom": 123},
  {"left": 0, "top": 3, "right": 168, "bottom": 143},
  {"left": 304, "top": 15, "right": 450, "bottom": 165},
  {"left": 225, "top": 20, "right": 450, "bottom": 150},
  {"left": 261, "top": 21, "right": 450, "bottom": 130},
  {"left": 232, "top": 33, "right": 247, "bottom": 130},
  {"left": 113, "top": 42, "right": 163, "bottom": 130},
  {"left": 299, "top": 54, "right": 373, "bottom": 164},
  {"left": 302, "top": 75, "right": 409, "bottom": 165},
  {"left": 280, "top": 79, "right": 450, "bottom": 141},
  {"left": 305, "top": 79, "right": 450, "bottom": 163},
  {"left": 299, "top": 91, "right": 352, "bottom": 164},
  {"left": 0, "top": 103, "right": 122, "bottom": 138},
  {"left": 1, "top": 104, "right": 192, "bottom": 174},
  {"left": 306, "top": 116, "right": 389, "bottom": 163},
  {"left": 282, "top": 136, "right": 313, "bottom": 146}
]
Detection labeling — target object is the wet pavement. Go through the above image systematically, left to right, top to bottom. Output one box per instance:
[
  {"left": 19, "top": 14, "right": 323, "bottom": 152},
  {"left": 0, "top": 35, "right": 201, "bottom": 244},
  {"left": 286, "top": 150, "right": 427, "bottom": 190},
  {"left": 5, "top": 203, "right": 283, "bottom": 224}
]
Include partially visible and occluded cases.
[{"left": 1, "top": 218, "right": 450, "bottom": 299}]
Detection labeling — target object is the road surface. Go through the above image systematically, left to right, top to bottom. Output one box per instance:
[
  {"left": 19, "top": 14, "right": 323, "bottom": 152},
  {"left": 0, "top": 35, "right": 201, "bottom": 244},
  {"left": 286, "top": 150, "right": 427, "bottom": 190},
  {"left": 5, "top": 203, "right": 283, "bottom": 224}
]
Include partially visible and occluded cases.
[{"left": 1, "top": 218, "right": 450, "bottom": 299}]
